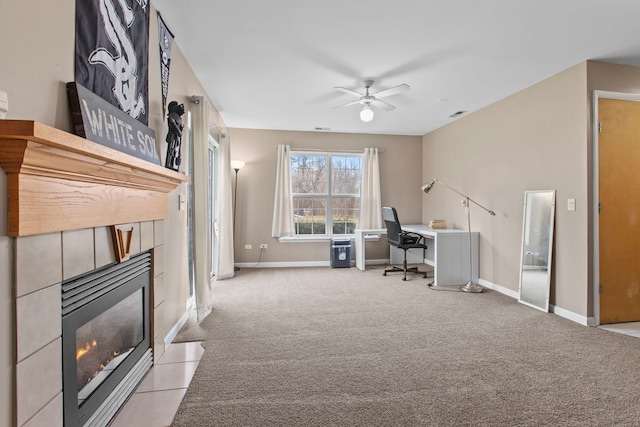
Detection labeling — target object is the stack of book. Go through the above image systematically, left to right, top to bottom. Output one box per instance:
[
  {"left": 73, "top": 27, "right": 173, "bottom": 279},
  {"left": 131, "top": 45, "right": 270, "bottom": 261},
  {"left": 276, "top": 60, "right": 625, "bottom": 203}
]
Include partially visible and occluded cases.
[{"left": 428, "top": 219, "right": 447, "bottom": 229}]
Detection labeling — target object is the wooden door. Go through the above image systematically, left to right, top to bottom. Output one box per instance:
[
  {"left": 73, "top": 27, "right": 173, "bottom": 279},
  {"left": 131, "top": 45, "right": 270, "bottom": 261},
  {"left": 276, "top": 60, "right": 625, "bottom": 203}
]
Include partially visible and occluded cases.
[{"left": 599, "top": 98, "right": 640, "bottom": 324}]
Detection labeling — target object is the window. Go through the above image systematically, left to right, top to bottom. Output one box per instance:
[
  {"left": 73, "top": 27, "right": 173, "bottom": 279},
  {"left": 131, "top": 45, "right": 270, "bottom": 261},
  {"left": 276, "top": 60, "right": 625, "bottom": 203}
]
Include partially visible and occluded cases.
[{"left": 291, "top": 152, "right": 363, "bottom": 236}]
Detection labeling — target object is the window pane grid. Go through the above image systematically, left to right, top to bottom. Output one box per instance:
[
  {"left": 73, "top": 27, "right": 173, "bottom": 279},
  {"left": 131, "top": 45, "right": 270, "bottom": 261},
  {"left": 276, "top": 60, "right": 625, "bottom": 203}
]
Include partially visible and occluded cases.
[
  {"left": 290, "top": 153, "right": 363, "bottom": 236},
  {"left": 332, "top": 156, "right": 362, "bottom": 195},
  {"left": 293, "top": 196, "right": 326, "bottom": 235}
]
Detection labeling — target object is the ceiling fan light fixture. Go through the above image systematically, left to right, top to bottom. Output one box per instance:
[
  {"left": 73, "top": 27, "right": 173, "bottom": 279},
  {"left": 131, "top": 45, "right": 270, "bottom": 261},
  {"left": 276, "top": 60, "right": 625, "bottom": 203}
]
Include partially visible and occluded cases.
[{"left": 360, "top": 105, "right": 374, "bottom": 122}]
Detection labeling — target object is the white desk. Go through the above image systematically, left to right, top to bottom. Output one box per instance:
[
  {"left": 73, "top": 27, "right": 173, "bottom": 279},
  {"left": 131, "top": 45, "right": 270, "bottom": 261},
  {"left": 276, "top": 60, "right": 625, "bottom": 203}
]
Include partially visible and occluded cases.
[
  {"left": 355, "top": 225, "right": 479, "bottom": 287},
  {"left": 354, "top": 228, "right": 387, "bottom": 270}
]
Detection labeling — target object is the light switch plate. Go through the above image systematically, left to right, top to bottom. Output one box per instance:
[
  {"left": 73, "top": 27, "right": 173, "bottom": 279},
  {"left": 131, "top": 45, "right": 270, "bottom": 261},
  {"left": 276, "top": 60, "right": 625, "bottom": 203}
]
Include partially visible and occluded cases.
[{"left": 567, "top": 198, "right": 576, "bottom": 211}]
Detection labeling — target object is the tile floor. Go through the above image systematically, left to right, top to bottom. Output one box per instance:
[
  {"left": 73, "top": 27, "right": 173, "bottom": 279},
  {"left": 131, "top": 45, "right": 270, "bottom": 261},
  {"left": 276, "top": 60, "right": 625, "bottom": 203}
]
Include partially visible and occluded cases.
[
  {"left": 598, "top": 321, "right": 640, "bottom": 338},
  {"left": 110, "top": 341, "right": 204, "bottom": 427}
]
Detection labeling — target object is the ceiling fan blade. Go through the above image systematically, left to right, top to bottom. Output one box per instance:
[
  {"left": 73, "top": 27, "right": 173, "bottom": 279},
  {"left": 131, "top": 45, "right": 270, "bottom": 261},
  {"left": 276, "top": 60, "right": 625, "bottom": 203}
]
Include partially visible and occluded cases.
[
  {"left": 371, "top": 84, "right": 410, "bottom": 99},
  {"left": 334, "top": 86, "right": 365, "bottom": 97},
  {"left": 332, "top": 99, "right": 362, "bottom": 110},
  {"left": 372, "top": 99, "right": 395, "bottom": 111}
]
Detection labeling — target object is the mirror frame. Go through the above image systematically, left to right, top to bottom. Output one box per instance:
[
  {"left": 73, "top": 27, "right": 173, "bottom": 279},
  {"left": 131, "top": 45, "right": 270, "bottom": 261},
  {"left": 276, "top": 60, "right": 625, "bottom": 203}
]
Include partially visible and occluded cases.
[{"left": 518, "top": 190, "right": 556, "bottom": 312}]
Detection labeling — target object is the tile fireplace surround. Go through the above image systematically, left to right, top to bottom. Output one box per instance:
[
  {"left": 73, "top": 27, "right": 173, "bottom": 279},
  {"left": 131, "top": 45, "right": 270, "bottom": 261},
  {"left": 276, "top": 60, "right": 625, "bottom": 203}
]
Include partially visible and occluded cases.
[{"left": 0, "top": 121, "right": 189, "bottom": 426}]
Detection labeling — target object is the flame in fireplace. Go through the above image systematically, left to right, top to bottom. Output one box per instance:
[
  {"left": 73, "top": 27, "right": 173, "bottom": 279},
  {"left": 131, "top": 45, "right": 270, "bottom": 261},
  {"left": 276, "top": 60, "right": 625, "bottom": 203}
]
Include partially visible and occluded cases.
[
  {"left": 76, "top": 339, "right": 97, "bottom": 360},
  {"left": 85, "top": 350, "right": 123, "bottom": 385},
  {"left": 98, "top": 351, "right": 119, "bottom": 369}
]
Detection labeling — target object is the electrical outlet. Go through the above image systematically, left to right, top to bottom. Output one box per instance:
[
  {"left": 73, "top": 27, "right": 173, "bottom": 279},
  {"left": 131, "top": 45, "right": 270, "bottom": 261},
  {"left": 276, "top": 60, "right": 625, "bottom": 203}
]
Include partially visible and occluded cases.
[
  {"left": 567, "top": 198, "right": 576, "bottom": 211},
  {"left": 245, "top": 244, "right": 252, "bottom": 249},
  {"left": 260, "top": 244, "right": 268, "bottom": 249}
]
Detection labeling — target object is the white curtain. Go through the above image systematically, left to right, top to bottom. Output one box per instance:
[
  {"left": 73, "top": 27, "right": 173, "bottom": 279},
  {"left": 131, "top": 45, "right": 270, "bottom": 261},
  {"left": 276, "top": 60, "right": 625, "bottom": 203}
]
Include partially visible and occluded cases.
[
  {"left": 190, "top": 97, "right": 213, "bottom": 322},
  {"left": 191, "top": 99, "right": 235, "bottom": 324},
  {"left": 215, "top": 133, "right": 235, "bottom": 280},
  {"left": 272, "top": 144, "right": 295, "bottom": 237},
  {"left": 359, "top": 147, "right": 382, "bottom": 229}
]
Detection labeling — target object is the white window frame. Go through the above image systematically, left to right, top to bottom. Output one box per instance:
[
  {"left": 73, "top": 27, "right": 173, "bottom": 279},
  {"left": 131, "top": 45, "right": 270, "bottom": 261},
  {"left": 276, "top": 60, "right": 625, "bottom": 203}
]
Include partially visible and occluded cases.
[{"left": 287, "top": 150, "right": 363, "bottom": 242}]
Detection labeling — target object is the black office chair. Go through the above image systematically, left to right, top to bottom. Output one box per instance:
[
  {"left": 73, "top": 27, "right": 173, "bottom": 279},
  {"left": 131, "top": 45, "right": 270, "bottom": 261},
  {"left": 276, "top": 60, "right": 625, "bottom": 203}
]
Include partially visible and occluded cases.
[{"left": 382, "top": 206, "right": 428, "bottom": 280}]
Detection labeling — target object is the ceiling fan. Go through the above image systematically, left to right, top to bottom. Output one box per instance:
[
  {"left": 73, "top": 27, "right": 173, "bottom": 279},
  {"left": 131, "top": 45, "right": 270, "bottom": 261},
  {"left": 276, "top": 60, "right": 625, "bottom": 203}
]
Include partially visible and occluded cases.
[{"left": 333, "top": 79, "right": 410, "bottom": 122}]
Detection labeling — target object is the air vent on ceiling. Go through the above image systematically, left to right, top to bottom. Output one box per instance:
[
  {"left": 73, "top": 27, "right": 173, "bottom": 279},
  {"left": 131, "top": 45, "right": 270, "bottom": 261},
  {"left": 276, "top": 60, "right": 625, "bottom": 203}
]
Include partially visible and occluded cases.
[
  {"left": 449, "top": 110, "right": 467, "bottom": 118},
  {"left": 314, "top": 127, "right": 331, "bottom": 131}
]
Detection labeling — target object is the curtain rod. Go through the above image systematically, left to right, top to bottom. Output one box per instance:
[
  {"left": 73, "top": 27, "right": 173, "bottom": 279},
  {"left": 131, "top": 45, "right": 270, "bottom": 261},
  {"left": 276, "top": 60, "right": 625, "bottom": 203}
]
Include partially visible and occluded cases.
[{"left": 277, "top": 146, "right": 385, "bottom": 154}]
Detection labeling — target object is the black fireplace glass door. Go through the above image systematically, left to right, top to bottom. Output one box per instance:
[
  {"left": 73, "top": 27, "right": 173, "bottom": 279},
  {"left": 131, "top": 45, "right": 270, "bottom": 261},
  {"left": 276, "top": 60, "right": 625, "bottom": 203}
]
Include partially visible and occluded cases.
[{"left": 76, "top": 288, "right": 144, "bottom": 404}]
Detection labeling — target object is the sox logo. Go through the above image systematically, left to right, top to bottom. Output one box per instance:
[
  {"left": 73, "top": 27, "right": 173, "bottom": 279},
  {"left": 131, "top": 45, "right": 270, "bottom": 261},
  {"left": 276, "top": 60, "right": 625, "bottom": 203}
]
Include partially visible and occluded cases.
[{"left": 89, "top": 0, "right": 147, "bottom": 120}]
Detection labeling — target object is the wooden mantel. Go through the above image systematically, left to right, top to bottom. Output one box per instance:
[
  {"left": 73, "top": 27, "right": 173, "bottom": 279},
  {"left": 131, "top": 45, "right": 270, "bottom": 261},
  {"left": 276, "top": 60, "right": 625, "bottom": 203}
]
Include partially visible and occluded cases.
[{"left": 0, "top": 120, "right": 189, "bottom": 236}]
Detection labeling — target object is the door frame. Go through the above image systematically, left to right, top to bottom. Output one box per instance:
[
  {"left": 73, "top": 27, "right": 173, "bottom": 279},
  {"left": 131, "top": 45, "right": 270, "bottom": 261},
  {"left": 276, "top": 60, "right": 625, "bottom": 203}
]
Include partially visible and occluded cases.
[{"left": 592, "top": 90, "right": 640, "bottom": 325}]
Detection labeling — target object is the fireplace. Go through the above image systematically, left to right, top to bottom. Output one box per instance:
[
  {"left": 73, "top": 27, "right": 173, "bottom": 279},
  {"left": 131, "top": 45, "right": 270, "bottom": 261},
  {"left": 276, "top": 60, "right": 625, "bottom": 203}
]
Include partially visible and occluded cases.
[
  {"left": 0, "top": 121, "right": 189, "bottom": 427},
  {"left": 62, "top": 252, "right": 152, "bottom": 427}
]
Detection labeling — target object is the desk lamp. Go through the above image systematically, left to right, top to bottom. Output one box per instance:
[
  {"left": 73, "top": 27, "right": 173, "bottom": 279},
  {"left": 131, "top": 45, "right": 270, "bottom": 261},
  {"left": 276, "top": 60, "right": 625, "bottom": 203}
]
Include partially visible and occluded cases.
[{"left": 422, "top": 179, "right": 495, "bottom": 293}]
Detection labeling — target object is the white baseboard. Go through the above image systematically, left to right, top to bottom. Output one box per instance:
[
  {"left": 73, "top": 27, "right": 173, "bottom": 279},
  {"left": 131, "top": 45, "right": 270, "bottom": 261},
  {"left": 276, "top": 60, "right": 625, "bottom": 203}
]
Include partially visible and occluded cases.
[
  {"left": 478, "top": 278, "right": 595, "bottom": 326},
  {"left": 478, "top": 278, "right": 519, "bottom": 299},
  {"left": 550, "top": 305, "right": 595, "bottom": 326},
  {"left": 164, "top": 310, "right": 190, "bottom": 347}
]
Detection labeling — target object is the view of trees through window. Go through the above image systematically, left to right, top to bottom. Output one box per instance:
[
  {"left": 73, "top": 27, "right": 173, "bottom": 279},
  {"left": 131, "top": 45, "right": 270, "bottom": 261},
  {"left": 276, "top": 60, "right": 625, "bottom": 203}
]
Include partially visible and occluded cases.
[{"left": 291, "top": 153, "right": 363, "bottom": 235}]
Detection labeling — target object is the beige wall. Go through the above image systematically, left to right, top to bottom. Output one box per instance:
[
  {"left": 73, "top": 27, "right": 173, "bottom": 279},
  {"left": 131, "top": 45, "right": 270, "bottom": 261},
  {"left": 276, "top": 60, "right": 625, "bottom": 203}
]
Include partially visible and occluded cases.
[
  {"left": 0, "top": 2, "right": 223, "bottom": 424},
  {"left": 423, "top": 60, "right": 640, "bottom": 320},
  {"left": 423, "top": 63, "right": 589, "bottom": 316},
  {"left": 229, "top": 128, "right": 423, "bottom": 264}
]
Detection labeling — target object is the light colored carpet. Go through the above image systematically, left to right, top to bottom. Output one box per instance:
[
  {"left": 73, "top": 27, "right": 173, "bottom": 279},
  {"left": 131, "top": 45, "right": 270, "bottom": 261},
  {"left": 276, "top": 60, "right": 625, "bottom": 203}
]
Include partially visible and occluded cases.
[
  {"left": 171, "top": 266, "right": 640, "bottom": 426},
  {"left": 173, "top": 309, "right": 207, "bottom": 343}
]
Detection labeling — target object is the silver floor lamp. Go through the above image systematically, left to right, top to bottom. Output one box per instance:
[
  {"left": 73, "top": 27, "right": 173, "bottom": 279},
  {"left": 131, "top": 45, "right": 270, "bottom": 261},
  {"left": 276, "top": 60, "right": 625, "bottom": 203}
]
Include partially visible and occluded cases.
[
  {"left": 231, "top": 160, "right": 245, "bottom": 271},
  {"left": 231, "top": 160, "right": 245, "bottom": 235},
  {"left": 422, "top": 179, "right": 495, "bottom": 293}
]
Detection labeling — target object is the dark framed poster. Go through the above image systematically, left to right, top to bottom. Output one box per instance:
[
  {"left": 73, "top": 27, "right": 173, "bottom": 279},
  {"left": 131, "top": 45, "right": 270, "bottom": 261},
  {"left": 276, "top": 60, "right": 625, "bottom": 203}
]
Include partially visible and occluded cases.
[{"left": 75, "top": 0, "right": 150, "bottom": 125}]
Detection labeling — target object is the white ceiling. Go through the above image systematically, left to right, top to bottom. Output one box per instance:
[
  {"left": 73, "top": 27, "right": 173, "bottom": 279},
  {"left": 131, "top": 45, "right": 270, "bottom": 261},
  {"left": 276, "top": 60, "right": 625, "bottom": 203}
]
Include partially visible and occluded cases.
[{"left": 151, "top": 0, "right": 640, "bottom": 136}]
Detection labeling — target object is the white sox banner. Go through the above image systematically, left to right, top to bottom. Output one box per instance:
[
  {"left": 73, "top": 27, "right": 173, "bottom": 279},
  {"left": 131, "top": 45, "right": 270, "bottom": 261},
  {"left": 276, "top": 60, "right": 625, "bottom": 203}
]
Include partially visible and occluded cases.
[{"left": 75, "top": 0, "right": 150, "bottom": 125}]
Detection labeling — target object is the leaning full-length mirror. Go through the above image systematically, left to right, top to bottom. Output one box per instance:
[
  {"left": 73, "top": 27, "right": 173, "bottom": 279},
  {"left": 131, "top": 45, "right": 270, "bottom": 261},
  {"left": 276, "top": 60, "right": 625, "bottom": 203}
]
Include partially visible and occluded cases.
[{"left": 518, "top": 190, "right": 556, "bottom": 312}]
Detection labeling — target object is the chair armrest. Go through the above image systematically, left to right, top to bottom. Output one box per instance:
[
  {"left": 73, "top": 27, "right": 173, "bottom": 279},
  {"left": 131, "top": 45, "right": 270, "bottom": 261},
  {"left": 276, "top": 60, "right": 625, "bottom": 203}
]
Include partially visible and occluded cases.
[{"left": 399, "top": 231, "right": 424, "bottom": 245}]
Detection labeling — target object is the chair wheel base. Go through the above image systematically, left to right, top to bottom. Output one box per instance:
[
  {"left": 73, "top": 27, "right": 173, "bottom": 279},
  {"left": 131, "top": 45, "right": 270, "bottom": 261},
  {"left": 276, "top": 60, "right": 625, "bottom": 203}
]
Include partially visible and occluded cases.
[{"left": 383, "top": 265, "right": 428, "bottom": 281}]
